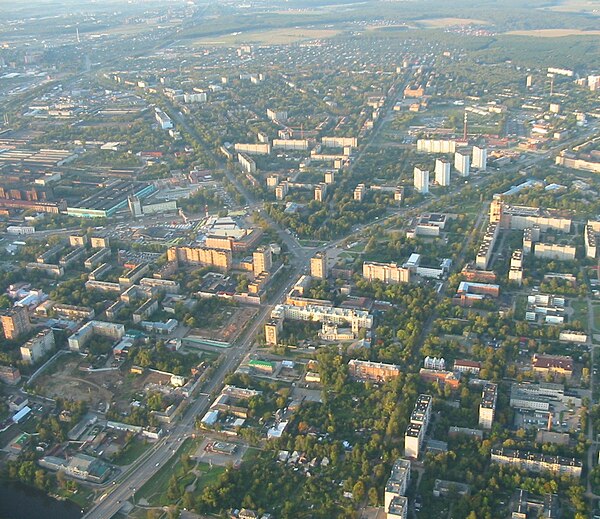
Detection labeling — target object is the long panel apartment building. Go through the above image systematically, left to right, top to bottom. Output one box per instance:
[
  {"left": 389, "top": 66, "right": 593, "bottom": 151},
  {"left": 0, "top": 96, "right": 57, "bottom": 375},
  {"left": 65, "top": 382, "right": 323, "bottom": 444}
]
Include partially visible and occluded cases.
[
  {"left": 167, "top": 246, "right": 232, "bottom": 272},
  {"left": 362, "top": 261, "right": 411, "bottom": 284},
  {"left": 491, "top": 448, "right": 582, "bottom": 478}
]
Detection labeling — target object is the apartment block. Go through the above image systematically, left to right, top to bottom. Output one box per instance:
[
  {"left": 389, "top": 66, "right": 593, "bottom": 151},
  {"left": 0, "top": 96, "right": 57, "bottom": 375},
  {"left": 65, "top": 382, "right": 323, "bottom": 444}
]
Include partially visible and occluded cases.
[
  {"left": 472, "top": 146, "right": 487, "bottom": 171},
  {"left": 454, "top": 150, "right": 470, "bottom": 177},
  {"left": 434, "top": 159, "right": 450, "bottom": 186},
  {"left": 413, "top": 167, "right": 429, "bottom": 194},
  {"left": 354, "top": 183, "right": 367, "bottom": 201},
  {"left": 475, "top": 222, "right": 499, "bottom": 270},
  {"left": 534, "top": 243, "right": 576, "bottom": 261},
  {"left": 167, "top": 246, "right": 232, "bottom": 272},
  {"left": 253, "top": 247, "right": 272, "bottom": 277},
  {"left": 310, "top": 252, "right": 327, "bottom": 280},
  {"left": 362, "top": 261, "right": 411, "bottom": 284},
  {"left": 272, "top": 304, "right": 373, "bottom": 331},
  {"left": 1, "top": 306, "right": 31, "bottom": 340},
  {"left": 264, "top": 319, "right": 282, "bottom": 346},
  {"left": 68, "top": 321, "right": 125, "bottom": 352},
  {"left": 21, "top": 328, "right": 55, "bottom": 364},
  {"left": 348, "top": 359, "right": 400, "bottom": 382},
  {"left": 479, "top": 383, "right": 497, "bottom": 429},
  {"left": 404, "top": 394, "right": 432, "bottom": 459},
  {"left": 491, "top": 448, "right": 582, "bottom": 478},
  {"left": 384, "top": 459, "right": 411, "bottom": 511}
]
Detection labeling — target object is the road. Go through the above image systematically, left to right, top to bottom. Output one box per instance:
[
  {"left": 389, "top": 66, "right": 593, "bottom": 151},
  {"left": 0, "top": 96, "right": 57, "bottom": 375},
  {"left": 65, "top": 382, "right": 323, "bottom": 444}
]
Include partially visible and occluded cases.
[{"left": 84, "top": 112, "right": 313, "bottom": 519}]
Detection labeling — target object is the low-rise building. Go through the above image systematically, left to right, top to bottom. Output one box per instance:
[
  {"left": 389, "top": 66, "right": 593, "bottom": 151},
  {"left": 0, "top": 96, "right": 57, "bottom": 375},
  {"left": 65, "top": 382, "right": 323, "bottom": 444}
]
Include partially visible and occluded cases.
[
  {"left": 68, "top": 321, "right": 125, "bottom": 352},
  {"left": 20, "top": 328, "right": 55, "bottom": 364},
  {"left": 532, "top": 354, "right": 573, "bottom": 378},
  {"left": 348, "top": 359, "right": 400, "bottom": 382},
  {"left": 491, "top": 448, "right": 582, "bottom": 478}
]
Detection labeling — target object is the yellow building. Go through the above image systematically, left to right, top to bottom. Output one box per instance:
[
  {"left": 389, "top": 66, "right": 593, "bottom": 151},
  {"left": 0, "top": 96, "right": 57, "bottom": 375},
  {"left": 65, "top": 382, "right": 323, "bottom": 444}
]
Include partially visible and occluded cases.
[{"left": 167, "top": 246, "right": 232, "bottom": 272}]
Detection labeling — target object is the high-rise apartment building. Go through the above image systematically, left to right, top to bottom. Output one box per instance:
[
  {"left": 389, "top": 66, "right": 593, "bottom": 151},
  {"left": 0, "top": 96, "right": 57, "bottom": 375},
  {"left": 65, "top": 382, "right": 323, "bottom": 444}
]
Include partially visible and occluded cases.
[
  {"left": 472, "top": 146, "right": 487, "bottom": 171},
  {"left": 455, "top": 150, "right": 470, "bottom": 177},
  {"left": 434, "top": 159, "right": 450, "bottom": 186},
  {"left": 413, "top": 167, "right": 429, "bottom": 194},
  {"left": 253, "top": 247, "right": 272, "bottom": 276},
  {"left": 310, "top": 252, "right": 327, "bottom": 280},
  {"left": 1, "top": 306, "right": 31, "bottom": 340}
]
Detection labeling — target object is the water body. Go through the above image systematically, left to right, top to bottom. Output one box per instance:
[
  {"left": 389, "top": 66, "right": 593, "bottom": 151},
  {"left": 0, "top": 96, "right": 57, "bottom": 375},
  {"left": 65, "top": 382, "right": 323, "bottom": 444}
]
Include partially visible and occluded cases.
[{"left": 0, "top": 480, "right": 82, "bottom": 519}]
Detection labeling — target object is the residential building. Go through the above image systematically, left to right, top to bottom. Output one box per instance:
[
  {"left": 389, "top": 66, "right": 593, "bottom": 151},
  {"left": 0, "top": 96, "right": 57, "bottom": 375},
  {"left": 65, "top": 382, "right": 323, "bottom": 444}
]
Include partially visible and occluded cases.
[
  {"left": 266, "top": 108, "right": 288, "bottom": 122},
  {"left": 155, "top": 109, "right": 173, "bottom": 130},
  {"left": 416, "top": 139, "right": 456, "bottom": 153},
  {"left": 472, "top": 146, "right": 487, "bottom": 171},
  {"left": 454, "top": 150, "right": 470, "bottom": 177},
  {"left": 434, "top": 159, "right": 450, "bottom": 187},
  {"left": 413, "top": 167, "right": 429, "bottom": 194},
  {"left": 314, "top": 182, "right": 327, "bottom": 202},
  {"left": 354, "top": 183, "right": 366, "bottom": 201},
  {"left": 475, "top": 222, "right": 500, "bottom": 270},
  {"left": 585, "top": 223, "right": 597, "bottom": 259},
  {"left": 69, "top": 234, "right": 88, "bottom": 247},
  {"left": 90, "top": 236, "right": 110, "bottom": 249},
  {"left": 534, "top": 243, "right": 576, "bottom": 261},
  {"left": 167, "top": 246, "right": 232, "bottom": 272},
  {"left": 253, "top": 247, "right": 272, "bottom": 277},
  {"left": 310, "top": 252, "right": 327, "bottom": 280},
  {"left": 363, "top": 261, "right": 411, "bottom": 284},
  {"left": 272, "top": 304, "right": 373, "bottom": 331},
  {"left": 1, "top": 307, "right": 31, "bottom": 340},
  {"left": 264, "top": 319, "right": 282, "bottom": 346},
  {"left": 68, "top": 321, "right": 125, "bottom": 352},
  {"left": 20, "top": 328, "right": 55, "bottom": 364},
  {"left": 532, "top": 354, "right": 573, "bottom": 378},
  {"left": 348, "top": 359, "right": 400, "bottom": 382},
  {"left": 453, "top": 359, "right": 481, "bottom": 375},
  {"left": 0, "top": 365, "right": 21, "bottom": 385},
  {"left": 479, "top": 383, "right": 497, "bottom": 429},
  {"left": 404, "top": 395, "right": 432, "bottom": 459},
  {"left": 491, "top": 448, "right": 582, "bottom": 478},
  {"left": 384, "top": 459, "right": 411, "bottom": 511},
  {"left": 387, "top": 496, "right": 408, "bottom": 519}
]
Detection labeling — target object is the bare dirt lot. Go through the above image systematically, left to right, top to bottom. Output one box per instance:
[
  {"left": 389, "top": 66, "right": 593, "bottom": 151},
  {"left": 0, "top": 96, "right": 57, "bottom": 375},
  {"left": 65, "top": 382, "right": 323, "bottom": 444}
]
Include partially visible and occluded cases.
[{"left": 190, "top": 306, "right": 258, "bottom": 343}]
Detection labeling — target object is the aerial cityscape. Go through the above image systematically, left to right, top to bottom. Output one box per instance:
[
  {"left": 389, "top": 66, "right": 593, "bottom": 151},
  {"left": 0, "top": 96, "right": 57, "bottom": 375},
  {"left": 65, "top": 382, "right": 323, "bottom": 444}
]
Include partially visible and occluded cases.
[{"left": 0, "top": 0, "right": 598, "bottom": 518}]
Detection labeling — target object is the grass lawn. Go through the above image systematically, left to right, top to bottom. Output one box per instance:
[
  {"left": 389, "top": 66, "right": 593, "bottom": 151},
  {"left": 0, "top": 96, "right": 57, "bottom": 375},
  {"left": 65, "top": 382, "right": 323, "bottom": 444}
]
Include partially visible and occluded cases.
[
  {"left": 571, "top": 300, "right": 588, "bottom": 324},
  {"left": 592, "top": 305, "right": 600, "bottom": 330},
  {"left": 111, "top": 438, "right": 151, "bottom": 466},
  {"left": 243, "top": 446, "right": 261, "bottom": 462},
  {"left": 195, "top": 462, "right": 226, "bottom": 489},
  {"left": 58, "top": 486, "right": 95, "bottom": 509}
]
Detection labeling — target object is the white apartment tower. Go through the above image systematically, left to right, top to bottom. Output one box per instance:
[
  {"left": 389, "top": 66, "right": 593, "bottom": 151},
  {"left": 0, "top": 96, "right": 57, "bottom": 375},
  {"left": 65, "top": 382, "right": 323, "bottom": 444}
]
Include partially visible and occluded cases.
[
  {"left": 472, "top": 146, "right": 487, "bottom": 171},
  {"left": 455, "top": 150, "right": 470, "bottom": 177},
  {"left": 434, "top": 159, "right": 451, "bottom": 187},
  {"left": 413, "top": 167, "right": 429, "bottom": 194}
]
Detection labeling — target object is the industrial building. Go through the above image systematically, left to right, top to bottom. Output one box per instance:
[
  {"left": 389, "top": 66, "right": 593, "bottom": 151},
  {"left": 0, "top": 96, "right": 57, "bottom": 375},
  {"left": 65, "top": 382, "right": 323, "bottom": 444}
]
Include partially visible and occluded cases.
[{"left": 67, "top": 181, "right": 156, "bottom": 218}]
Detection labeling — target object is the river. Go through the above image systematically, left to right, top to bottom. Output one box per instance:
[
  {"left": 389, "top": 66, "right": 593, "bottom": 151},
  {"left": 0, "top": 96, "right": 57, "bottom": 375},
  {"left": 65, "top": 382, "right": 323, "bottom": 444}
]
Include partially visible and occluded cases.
[{"left": 0, "top": 480, "right": 82, "bottom": 519}]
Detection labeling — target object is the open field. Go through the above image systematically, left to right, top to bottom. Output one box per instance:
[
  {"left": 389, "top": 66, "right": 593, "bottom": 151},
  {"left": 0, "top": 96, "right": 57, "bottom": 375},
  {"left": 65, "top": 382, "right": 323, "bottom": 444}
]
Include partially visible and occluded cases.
[
  {"left": 544, "top": 0, "right": 600, "bottom": 14},
  {"left": 418, "top": 17, "right": 490, "bottom": 28},
  {"left": 194, "top": 27, "right": 343, "bottom": 46},
  {"left": 505, "top": 29, "right": 600, "bottom": 37}
]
